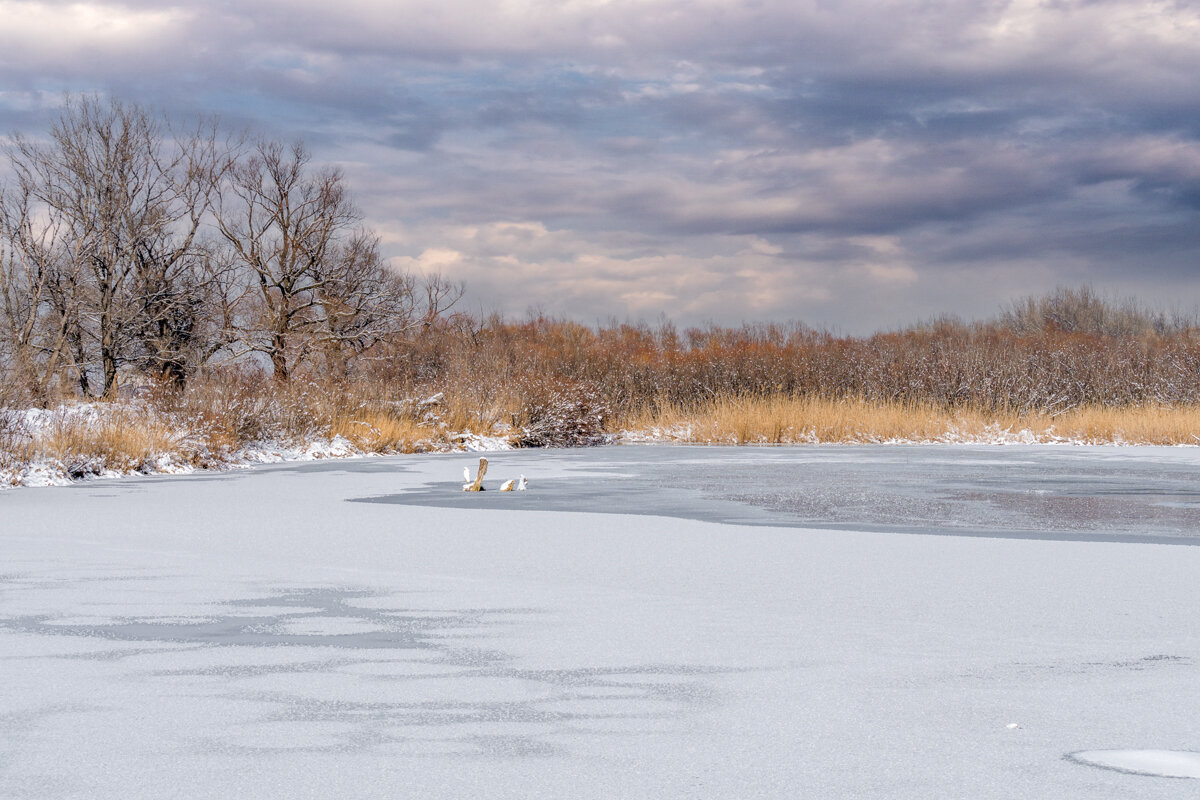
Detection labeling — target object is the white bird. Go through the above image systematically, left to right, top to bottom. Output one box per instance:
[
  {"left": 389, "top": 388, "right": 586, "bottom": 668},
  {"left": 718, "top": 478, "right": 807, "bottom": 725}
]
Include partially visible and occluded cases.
[
  {"left": 463, "top": 466, "right": 471, "bottom": 482},
  {"left": 516, "top": 474, "right": 527, "bottom": 491}
]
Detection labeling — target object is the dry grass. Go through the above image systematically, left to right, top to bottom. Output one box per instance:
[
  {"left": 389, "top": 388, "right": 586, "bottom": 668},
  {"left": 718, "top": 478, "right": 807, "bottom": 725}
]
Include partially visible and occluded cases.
[
  {"left": 154, "top": 372, "right": 462, "bottom": 457},
  {"left": 8, "top": 378, "right": 1200, "bottom": 489},
  {"left": 622, "top": 395, "right": 1200, "bottom": 445},
  {"left": 1039, "top": 404, "right": 1200, "bottom": 445},
  {"left": 34, "top": 407, "right": 184, "bottom": 474},
  {"left": 328, "top": 411, "right": 430, "bottom": 453}
]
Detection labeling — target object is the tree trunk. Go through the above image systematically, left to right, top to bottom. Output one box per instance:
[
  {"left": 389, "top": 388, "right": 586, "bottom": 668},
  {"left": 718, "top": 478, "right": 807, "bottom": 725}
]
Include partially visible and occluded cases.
[{"left": 270, "top": 330, "right": 290, "bottom": 381}]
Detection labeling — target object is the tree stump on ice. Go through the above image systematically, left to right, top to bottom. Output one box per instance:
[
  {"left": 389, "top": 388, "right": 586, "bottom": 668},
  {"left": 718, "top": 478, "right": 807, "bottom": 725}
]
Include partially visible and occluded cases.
[{"left": 463, "top": 457, "right": 488, "bottom": 491}]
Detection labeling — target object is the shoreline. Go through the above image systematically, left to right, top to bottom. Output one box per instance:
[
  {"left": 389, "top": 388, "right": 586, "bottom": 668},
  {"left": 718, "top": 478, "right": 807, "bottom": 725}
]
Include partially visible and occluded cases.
[{"left": 4, "top": 421, "right": 1199, "bottom": 491}]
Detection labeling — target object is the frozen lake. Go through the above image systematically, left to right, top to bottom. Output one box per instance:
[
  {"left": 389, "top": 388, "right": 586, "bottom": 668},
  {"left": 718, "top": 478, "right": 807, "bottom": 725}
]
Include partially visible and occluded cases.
[{"left": 2, "top": 444, "right": 1199, "bottom": 798}]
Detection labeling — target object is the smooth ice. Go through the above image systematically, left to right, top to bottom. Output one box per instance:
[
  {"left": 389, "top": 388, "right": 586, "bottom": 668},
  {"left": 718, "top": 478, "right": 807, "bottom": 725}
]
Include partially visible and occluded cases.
[{"left": 2, "top": 444, "right": 1199, "bottom": 798}]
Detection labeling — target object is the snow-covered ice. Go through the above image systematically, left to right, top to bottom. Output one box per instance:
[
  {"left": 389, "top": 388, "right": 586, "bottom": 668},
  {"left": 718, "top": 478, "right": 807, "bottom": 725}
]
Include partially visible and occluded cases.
[
  {"left": 1, "top": 444, "right": 1199, "bottom": 798},
  {"left": 1068, "top": 750, "right": 1200, "bottom": 779}
]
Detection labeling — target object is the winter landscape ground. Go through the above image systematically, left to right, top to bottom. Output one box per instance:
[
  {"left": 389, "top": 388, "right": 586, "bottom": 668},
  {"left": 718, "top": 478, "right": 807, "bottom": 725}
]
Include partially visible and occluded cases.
[{"left": 2, "top": 444, "right": 1199, "bottom": 798}]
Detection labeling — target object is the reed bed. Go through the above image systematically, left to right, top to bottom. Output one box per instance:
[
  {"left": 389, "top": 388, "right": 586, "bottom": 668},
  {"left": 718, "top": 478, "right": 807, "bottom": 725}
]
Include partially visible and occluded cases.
[
  {"left": 5, "top": 386, "right": 1200, "bottom": 489},
  {"left": 623, "top": 395, "right": 1200, "bottom": 446}
]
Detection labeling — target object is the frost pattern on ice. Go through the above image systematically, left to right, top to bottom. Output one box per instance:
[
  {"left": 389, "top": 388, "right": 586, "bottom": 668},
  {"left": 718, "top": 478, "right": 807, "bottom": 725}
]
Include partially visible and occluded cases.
[{"left": 0, "top": 579, "right": 729, "bottom": 759}]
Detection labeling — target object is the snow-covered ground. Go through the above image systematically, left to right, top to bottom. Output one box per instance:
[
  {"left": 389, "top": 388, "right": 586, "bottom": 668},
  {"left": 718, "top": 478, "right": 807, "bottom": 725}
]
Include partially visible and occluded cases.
[
  {"left": 0, "top": 401, "right": 516, "bottom": 489},
  {"left": 1, "top": 445, "right": 1198, "bottom": 798}
]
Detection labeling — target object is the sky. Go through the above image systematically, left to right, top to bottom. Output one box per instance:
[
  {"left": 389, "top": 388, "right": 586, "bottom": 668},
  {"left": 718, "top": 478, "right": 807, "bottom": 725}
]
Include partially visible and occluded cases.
[{"left": 1, "top": 0, "right": 1198, "bottom": 333}]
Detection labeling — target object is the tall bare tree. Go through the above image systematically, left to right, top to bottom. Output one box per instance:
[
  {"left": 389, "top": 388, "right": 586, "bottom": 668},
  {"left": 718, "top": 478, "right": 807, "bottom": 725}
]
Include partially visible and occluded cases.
[
  {"left": 7, "top": 95, "right": 227, "bottom": 398},
  {"left": 4, "top": 102, "right": 464, "bottom": 397},
  {"left": 214, "top": 140, "right": 355, "bottom": 380},
  {"left": 215, "top": 140, "right": 447, "bottom": 380},
  {"left": 0, "top": 180, "right": 81, "bottom": 404},
  {"left": 131, "top": 236, "right": 240, "bottom": 387}
]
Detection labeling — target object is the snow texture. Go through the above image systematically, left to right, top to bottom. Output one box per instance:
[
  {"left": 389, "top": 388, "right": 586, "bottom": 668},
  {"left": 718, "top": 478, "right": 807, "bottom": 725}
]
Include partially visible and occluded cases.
[
  {"left": 1, "top": 445, "right": 1199, "bottom": 799},
  {"left": 1068, "top": 751, "right": 1200, "bottom": 779}
]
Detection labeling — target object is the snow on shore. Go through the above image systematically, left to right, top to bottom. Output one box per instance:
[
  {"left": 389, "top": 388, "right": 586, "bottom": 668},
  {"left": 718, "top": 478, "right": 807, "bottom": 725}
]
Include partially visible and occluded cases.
[
  {"left": 3, "top": 399, "right": 1197, "bottom": 490},
  {"left": 0, "top": 402, "right": 514, "bottom": 490}
]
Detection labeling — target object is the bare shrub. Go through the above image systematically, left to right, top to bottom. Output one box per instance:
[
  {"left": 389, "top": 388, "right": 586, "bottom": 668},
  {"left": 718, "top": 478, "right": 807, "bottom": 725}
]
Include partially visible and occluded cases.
[
  {"left": 999, "top": 285, "right": 1190, "bottom": 338},
  {"left": 514, "top": 378, "right": 609, "bottom": 447}
]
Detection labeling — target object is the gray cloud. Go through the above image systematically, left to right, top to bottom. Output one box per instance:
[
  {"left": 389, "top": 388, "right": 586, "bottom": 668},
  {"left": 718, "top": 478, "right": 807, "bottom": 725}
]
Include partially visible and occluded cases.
[{"left": 1, "top": 0, "right": 1198, "bottom": 330}]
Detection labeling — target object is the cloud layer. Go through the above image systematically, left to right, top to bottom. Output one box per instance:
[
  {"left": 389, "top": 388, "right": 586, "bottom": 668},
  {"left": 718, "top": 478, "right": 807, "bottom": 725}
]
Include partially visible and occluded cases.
[{"left": 3, "top": 0, "right": 1199, "bottom": 330}]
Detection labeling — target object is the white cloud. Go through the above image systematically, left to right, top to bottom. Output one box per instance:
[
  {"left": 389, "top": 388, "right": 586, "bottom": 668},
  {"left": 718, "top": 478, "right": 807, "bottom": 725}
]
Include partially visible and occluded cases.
[{"left": 0, "top": 2, "right": 193, "bottom": 62}]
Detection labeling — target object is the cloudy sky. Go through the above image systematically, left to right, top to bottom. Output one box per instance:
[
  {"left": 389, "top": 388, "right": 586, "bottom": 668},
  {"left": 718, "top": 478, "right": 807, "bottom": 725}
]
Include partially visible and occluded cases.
[{"left": 2, "top": 0, "right": 1199, "bottom": 331}]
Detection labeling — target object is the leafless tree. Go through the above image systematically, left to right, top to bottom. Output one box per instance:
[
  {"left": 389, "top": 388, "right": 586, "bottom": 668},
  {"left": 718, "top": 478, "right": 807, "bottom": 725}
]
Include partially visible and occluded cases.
[
  {"left": 6, "top": 95, "right": 227, "bottom": 398},
  {"left": 4, "top": 101, "right": 466, "bottom": 398},
  {"left": 214, "top": 140, "right": 356, "bottom": 380},
  {"left": 216, "top": 140, "right": 453, "bottom": 380},
  {"left": 0, "top": 180, "right": 81, "bottom": 403},
  {"left": 312, "top": 229, "right": 411, "bottom": 377},
  {"left": 314, "top": 233, "right": 465, "bottom": 377},
  {"left": 131, "top": 235, "right": 241, "bottom": 387},
  {"left": 420, "top": 272, "right": 466, "bottom": 328}
]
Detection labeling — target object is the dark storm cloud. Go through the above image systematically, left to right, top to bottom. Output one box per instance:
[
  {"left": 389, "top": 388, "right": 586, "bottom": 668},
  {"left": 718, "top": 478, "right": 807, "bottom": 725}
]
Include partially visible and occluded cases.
[{"left": 2, "top": 0, "right": 1199, "bottom": 330}]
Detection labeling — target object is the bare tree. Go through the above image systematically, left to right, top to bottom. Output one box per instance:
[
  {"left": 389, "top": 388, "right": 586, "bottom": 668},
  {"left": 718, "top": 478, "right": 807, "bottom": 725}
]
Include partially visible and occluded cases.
[
  {"left": 7, "top": 95, "right": 226, "bottom": 398},
  {"left": 5, "top": 103, "right": 465, "bottom": 397},
  {"left": 214, "top": 140, "right": 355, "bottom": 380},
  {"left": 216, "top": 140, "right": 445, "bottom": 380},
  {"left": 0, "top": 179, "right": 81, "bottom": 403},
  {"left": 313, "top": 229, "right": 410, "bottom": 377},
  {"left": 313, "top": 232, "right": 465, "bottom": 377},
  {"left": 131, "top": 236, "right": 240, "bottom": 387},
  {"left": 420, "top": 272, "right": 466, "bottom": 328}
]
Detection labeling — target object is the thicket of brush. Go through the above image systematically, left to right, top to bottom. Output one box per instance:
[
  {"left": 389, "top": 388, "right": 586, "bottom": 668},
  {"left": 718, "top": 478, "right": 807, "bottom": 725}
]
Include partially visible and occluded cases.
[
  {"left": 3, "top": 96, "right": 1200, "bottom": 467},
  {"left": 7, "top": 279, "right": 1200, "bottom": 473},
  {"left": 382, "top": 285, "right": 1200, "bottom": 420},
  {"left": 3, "top": 287, "right": 1200, "bottom": 480}
]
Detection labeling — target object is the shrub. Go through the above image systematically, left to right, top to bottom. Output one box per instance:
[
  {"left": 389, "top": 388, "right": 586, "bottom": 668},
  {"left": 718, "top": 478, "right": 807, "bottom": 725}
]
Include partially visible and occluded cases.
[{"left": 514, "top": 379, "right": 610, "bottom": 447}]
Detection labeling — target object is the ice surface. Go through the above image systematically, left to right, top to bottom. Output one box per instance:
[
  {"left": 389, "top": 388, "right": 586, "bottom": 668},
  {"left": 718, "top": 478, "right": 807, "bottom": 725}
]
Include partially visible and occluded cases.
[
  {"left": 2, "top": 444, "right": 1199, "bottom": 798},
  {"left": 367, "top": 444, "right": 1200, "bottom": 544},
  {"left": 1069, "top": 750, "right": 1200, "bottom": 778}
]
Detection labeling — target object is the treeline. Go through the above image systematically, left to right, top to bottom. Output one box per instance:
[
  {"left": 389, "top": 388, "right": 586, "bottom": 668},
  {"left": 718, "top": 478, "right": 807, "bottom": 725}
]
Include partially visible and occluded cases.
[
  {"left": 0, "top": 96, "right": 460, "bottom": 405},
  {"left": 3, "top": 98, "right": 1198, "bottom": 426},
  {"left": 377, "top": 285, "right": 1200, "bottom": 424}
]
